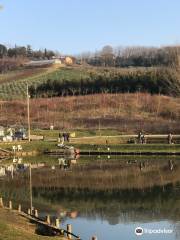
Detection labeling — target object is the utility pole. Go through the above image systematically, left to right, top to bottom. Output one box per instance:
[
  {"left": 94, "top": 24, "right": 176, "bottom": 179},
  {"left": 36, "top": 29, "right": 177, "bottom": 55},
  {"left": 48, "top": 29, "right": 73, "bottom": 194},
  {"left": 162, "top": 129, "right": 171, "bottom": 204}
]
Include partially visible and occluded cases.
[
  {"left": 27, "top": 84, "right": 31, "bottom": 142},
  {"left": 98, "top": 119, "right": 101, "bottom": 136},
  {"left": 29, "top": 163, "right": 33, "bottom": 214}
]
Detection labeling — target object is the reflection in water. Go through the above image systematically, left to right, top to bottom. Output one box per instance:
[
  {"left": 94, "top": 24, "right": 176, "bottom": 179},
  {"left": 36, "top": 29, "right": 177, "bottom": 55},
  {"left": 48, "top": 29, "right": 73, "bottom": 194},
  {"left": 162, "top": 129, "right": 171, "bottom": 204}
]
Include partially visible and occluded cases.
[{"left": 0, "top": 155, "right": 180, "bottom": 240}]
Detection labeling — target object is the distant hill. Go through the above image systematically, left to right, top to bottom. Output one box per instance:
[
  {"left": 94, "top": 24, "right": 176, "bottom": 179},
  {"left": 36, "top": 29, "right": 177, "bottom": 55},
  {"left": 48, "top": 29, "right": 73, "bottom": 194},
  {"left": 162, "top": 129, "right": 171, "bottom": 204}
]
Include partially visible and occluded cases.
[{"left": 0, "top": 43, "right": 180, "bottom": 99}]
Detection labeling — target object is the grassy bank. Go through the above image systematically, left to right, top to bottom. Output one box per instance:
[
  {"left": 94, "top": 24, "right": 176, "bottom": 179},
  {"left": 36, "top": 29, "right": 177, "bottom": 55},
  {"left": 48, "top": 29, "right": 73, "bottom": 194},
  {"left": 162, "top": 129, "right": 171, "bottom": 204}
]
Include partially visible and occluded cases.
[
  {"left": 0, "top": 140, "right": 180, "bottom": 154},
  {"left": 0, "top": 141, "right": 56, "bottom": 153},
  {"left": 74, "top": 143, "right": 180, "bottom": 152},
  {"left": 0, "top": 208, "right": 63, "bottom": 240}
]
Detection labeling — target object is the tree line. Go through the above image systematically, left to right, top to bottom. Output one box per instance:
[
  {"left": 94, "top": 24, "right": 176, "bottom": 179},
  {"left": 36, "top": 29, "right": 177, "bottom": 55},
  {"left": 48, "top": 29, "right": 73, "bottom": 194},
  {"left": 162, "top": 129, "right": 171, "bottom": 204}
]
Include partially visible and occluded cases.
[
  {"left": 0, "top": 43, "right": 56, "bottom": 59},
  {"left": 0, "top": 43, "right": 57, "bottom": 73},
  {"left": 1, "top": 43, "right": 180, "bottom": 72},
  {"left": 78, "top": 45, "right": 180, "bottom": 68},
  {"left": 29, "top": 67, "right": 180, "bottom": 97}
]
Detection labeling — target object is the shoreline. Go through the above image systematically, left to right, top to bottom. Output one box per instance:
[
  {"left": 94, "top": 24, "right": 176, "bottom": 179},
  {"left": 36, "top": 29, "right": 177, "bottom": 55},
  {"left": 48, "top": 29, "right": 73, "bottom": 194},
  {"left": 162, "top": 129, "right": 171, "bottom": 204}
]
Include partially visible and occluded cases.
[{"left": 0, "top": 140, "right": 180, "bottom": 159}]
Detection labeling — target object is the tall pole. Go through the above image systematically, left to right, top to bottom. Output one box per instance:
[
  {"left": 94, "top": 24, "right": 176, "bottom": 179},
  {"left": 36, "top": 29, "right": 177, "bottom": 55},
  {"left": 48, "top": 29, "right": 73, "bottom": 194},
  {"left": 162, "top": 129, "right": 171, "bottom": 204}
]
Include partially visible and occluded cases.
[
  {"left": 27, "top": 84, "right": 31, "bottom": 142},
  {"left": 98, "top": 119, "right": 101, "bottom": 136},
  {"left": 29, "top": 163, "right": 33, "bottom": 214}
]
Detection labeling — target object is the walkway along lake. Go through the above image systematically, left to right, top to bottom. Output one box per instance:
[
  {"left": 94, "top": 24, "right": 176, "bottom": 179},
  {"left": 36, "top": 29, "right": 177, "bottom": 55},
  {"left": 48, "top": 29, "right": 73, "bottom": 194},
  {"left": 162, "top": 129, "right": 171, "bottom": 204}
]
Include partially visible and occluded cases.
[{"left": 0, "top": 155, "right": 180, "bottom": 240}]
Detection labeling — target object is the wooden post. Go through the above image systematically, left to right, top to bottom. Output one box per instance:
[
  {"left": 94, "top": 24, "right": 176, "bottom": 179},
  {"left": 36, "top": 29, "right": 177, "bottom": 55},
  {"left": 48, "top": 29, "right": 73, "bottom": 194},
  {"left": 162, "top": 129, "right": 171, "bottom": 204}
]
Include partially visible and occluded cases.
[
  {"left": 27, "top": 84, "right": 31, "bottom": 142},
  {"left": 29, "top": 164, "right": 33, "bottom": 214},
  {"left": 0, "top": 197, "right": 3, "bottom": 207},
  {"left": 9, "top": 200, "right": 12, "bottom": 210},
  {"left": 18, "top": 204, "right": 21, "bottom": 212},
  {"left": 28, "top": 208, "right": 31, "bottom": 215},
  {"left": 35, "top": 209, "right": 38, "bottom": 218},
  {"left": 46, "top": 215, "right": 51, "bottom": 225},
  {"left": 55, "top": 218, "right": 60, "bottom": 228},
  {"left": 67, "top": 224, "right": 72, "bottom": 239},
  {"left": 60, "top": 229, "right": 64, "bottom": 235},
  {"left": 92, "top": 236, "right": 98, "bottom": 240}
]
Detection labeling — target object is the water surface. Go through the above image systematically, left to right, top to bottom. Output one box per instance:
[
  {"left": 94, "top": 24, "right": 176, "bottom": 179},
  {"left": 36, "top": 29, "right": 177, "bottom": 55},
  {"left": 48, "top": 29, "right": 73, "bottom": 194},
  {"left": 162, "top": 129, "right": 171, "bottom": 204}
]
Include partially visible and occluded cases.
[{"left": 0, "top": 155, "right": 179, "bottom": 240}]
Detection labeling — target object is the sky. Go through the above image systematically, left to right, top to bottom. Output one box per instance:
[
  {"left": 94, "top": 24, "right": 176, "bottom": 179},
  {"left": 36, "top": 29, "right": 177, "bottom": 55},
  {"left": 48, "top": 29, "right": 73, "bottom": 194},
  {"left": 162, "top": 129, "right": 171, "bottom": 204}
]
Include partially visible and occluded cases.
[{"left": 0, "top": 0, "right": 180, "bottom": 54}]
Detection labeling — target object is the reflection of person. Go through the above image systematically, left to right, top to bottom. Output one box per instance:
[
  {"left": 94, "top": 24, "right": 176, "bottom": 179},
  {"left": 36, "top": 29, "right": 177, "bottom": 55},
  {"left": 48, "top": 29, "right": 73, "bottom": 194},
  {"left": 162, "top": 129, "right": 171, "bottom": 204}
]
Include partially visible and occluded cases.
[
  {"left": 168, "top": 159, "right": 174, "bottom": 171},
  {"left": 139, "top": 161, "right": 146, "bottom": 171}
]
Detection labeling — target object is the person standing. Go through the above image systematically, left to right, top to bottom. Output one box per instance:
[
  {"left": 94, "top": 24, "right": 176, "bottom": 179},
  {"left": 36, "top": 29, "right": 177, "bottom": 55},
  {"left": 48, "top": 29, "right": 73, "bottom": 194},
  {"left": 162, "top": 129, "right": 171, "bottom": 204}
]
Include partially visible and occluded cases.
[{"left": 167, "top": 133, "right": 173, "bottom": 144}]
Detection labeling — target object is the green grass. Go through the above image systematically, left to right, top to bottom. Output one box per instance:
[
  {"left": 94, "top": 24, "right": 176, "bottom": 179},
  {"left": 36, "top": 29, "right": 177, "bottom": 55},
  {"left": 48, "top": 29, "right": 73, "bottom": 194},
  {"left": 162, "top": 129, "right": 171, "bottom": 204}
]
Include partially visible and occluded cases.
[
  {"left": 31, "top": 129, "right": 119, "bottom": 138},
  {"left": 1, "top": 140, "right": 180, "bottom": 154},
  {"left": 0, "top": 141, "right": 57, "bottom": 153},
  {"left": 74, "top": 143, "right": 180, "bottom": 152},
  {"left": 0, "top": 209, "right": 64, "bottom": 240},
  {"left": 0, "top": 222, "right": 43, "bottom": 240}
]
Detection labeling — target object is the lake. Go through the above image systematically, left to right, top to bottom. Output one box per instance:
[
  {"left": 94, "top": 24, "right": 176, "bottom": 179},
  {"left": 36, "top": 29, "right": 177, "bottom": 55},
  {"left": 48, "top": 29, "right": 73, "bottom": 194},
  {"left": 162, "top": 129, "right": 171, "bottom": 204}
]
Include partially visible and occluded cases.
[{"left": 0, "top": 155, "right": 180, "bottom": 240}]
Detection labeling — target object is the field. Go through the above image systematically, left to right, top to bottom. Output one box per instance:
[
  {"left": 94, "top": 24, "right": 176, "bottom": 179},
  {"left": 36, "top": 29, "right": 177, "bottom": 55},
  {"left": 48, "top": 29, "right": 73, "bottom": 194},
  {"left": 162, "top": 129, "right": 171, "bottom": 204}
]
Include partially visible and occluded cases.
[
  {"left": 0, "top": 65, "right": 179, "bottom": 100},
  {"left": 0, "top": 66, "right": 88, "bottom": 100}
]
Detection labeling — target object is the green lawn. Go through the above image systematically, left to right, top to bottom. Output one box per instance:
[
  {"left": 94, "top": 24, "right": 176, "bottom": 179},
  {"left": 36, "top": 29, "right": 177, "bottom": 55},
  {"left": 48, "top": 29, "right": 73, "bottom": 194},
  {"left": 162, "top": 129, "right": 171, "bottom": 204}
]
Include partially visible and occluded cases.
[{"left": 0, "top": 140, "right": 180, "bottom": 154}]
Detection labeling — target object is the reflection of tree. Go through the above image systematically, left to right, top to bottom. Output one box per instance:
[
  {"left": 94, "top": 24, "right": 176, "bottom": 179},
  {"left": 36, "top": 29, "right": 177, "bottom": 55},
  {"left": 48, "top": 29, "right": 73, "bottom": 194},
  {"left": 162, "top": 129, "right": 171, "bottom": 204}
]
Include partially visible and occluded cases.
[
  {"left": 23, "top": 159, "right": 180, "bottom": 191},
  {"left": 1, "top": 163, "right": 180, "bottom": 226},
  {"left": 32, "top": 184, "right": 180, "bottom": 225}
]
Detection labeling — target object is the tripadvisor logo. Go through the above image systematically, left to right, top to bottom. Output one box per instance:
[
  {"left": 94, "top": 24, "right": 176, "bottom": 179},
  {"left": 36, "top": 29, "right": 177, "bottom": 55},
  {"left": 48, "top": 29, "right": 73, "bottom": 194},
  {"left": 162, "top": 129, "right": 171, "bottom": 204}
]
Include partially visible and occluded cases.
[
  {"left": 135, "top": 226, "right": 173, "bottom": 236},
  {"left": 135, "top": 227, "right": 143, "bottom": 236}
]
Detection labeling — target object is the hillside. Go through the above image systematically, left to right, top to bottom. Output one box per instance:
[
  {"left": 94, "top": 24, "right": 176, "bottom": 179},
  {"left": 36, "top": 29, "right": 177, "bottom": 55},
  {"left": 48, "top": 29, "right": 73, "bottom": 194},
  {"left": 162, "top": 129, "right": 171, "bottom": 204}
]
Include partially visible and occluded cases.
[
  {"left": 0, "top": 65, "right": 180, "bottom": 99},
  {"left": 0, "top": 65, "right": 179, "bottom": 133},
  {"left": 0, "top": 66, "right": 88, "bottom": 100},
  {"left": 0, "top": 93, "right": 179, "bottom": 133}
]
